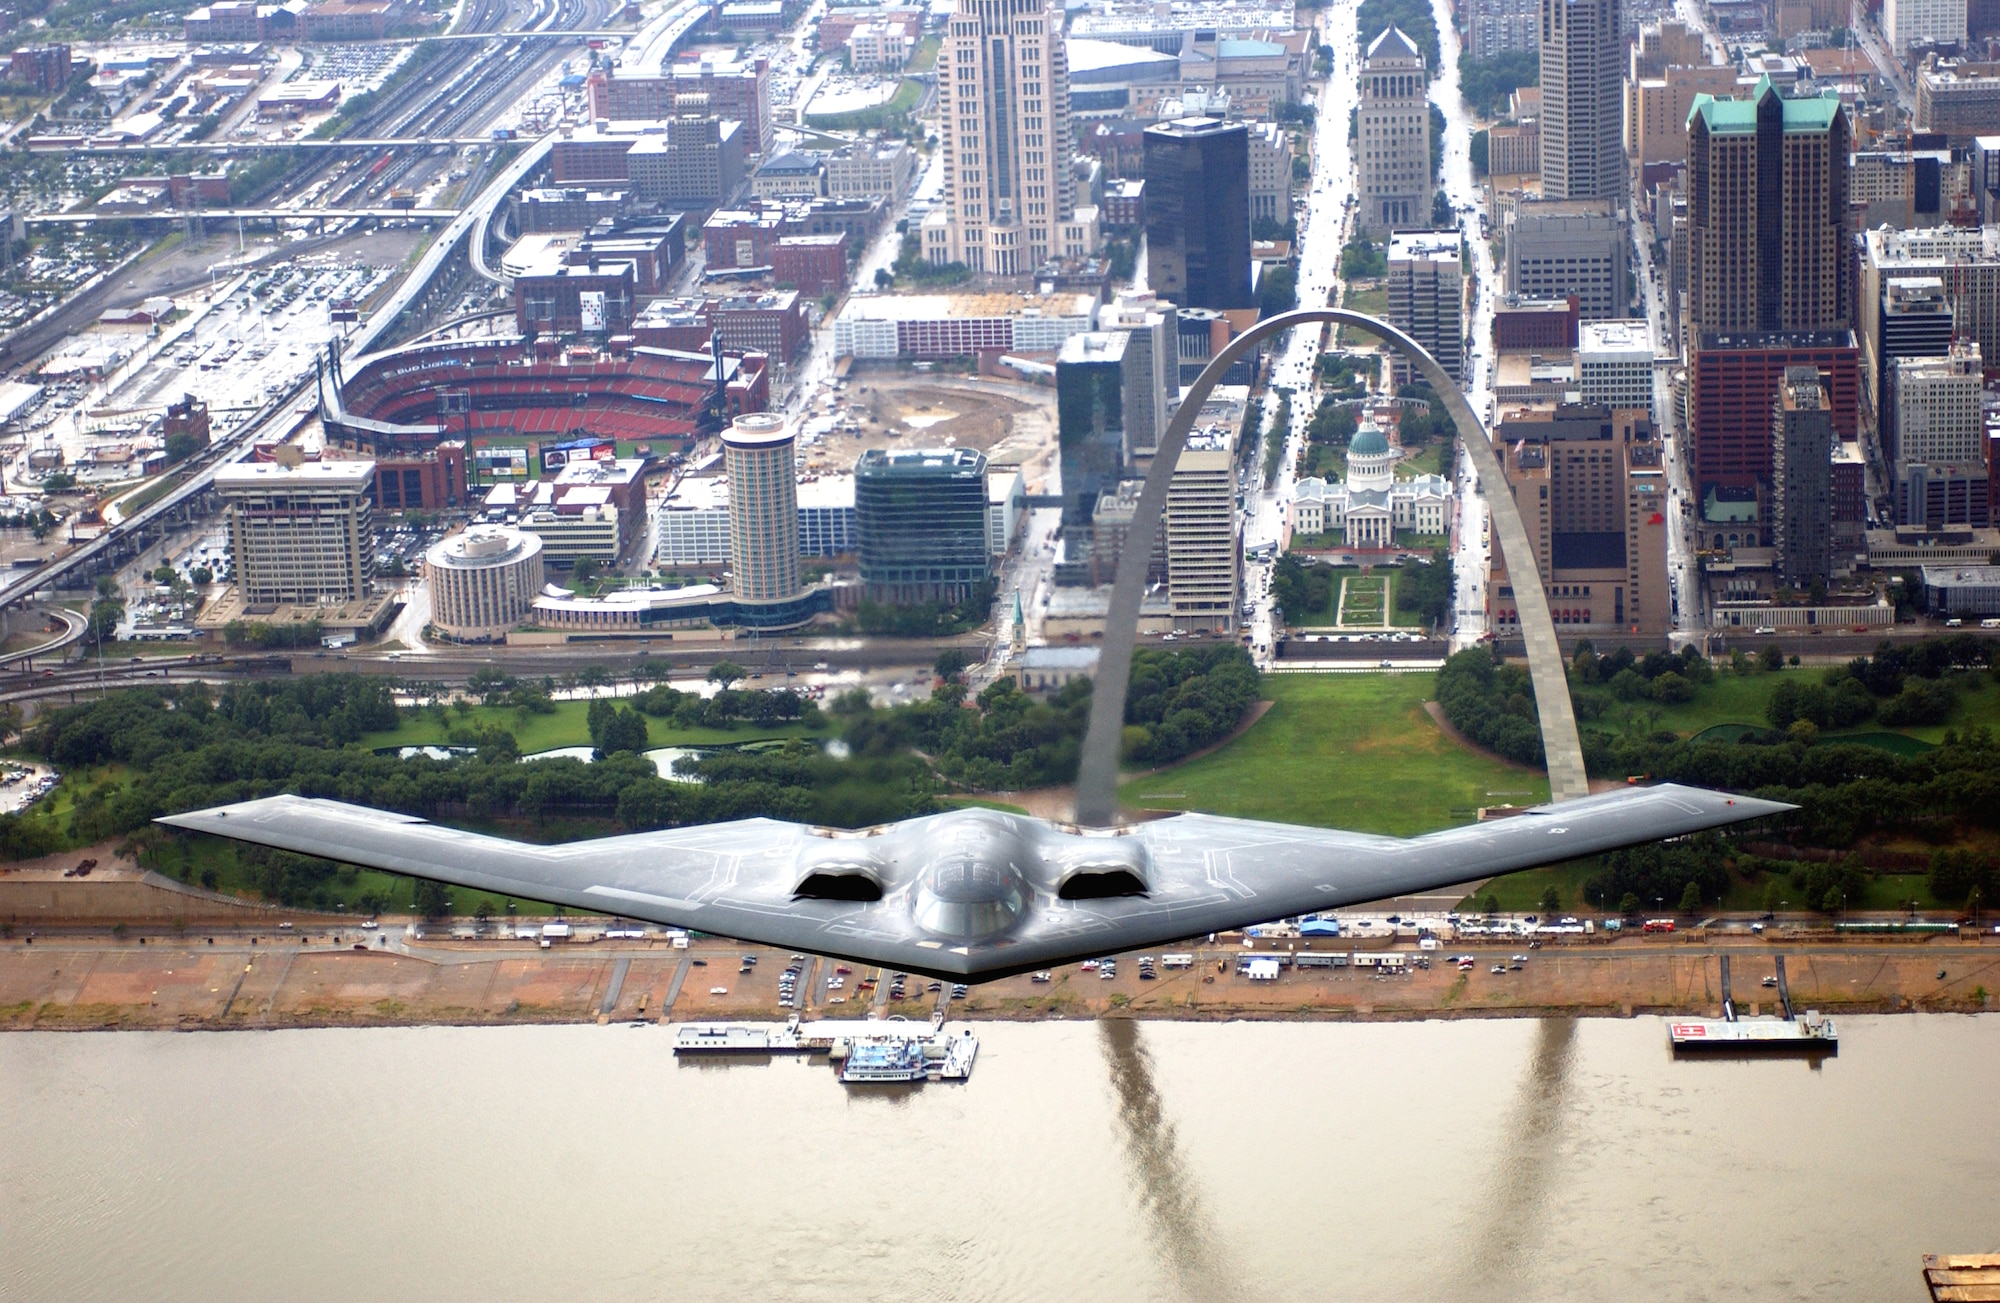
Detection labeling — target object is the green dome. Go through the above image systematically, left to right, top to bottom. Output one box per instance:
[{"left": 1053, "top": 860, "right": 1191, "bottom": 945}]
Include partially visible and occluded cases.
[{"left": 1348, "top": 425, "right": 1389, "bottom": 456}]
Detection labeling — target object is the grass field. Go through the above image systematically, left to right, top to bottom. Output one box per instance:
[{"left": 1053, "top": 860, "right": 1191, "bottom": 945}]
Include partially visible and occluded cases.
[
  {"left": 1118, "top": 673, "right": 1544, "bottom": 836},
  {"left": 356, "top": 700, "right": 829, "bottom": 754}
]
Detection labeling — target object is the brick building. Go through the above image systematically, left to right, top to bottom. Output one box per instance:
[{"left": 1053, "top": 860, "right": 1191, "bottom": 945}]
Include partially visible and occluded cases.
[
  {"left": 772, "top": 233, "right": 847, "bottom": 296},
  {"left": 513, "top": 259, "right": 639, "bottom": 336},
  {"left": 630, "top": 291, "right": 810, "bottom": 362},
  {"left": 369, "top": 442, "right": 468, "bottom": 511}
]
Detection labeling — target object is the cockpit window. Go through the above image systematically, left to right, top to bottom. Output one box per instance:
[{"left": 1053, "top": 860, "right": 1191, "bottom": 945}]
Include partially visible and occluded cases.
[{"left": 912, "top": 854, "right": 1027, "bottom": 939}]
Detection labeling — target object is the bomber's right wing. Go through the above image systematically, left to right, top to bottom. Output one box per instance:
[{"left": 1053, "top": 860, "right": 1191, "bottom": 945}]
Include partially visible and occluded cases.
[{"left": 951, "top": 783, "right": 1794, "bottom": 976}]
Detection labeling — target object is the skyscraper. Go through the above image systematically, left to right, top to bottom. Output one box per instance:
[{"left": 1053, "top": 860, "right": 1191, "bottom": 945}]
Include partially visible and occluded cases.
[
  {"left": 930, "top": 0, "right": 1085, "bottom": 275},
  {"left": 1540, "top": 0, "right": 1625, "bottom": 201},
  {"left": 1357, "top": 27, "right": 1430, "bottom": 233},
  {"left": 1683, "top": 78, "right": 1856, "bottom": 501},
  {"left": 1685, "top": 78, "right": 1852, "bottom": 337},
  {"left": 1143, "top": 117, "right": 1252, "bottom": 310},
  {"left": 1387, "top": 230, "right": 1464, "bottom": 382},
  {"left": 1098, "top": 289, "right": 1176, "bottom": 459},
  {"left": 1055, "top": 331, "right": 1128, "bottom": 544},
  {"left": 1771, "top": 367, "right": 1834, "bottom": 591},
  {"left": 1486, "top": 404, "right": 1671, "bottom": 637},
  {"left": 723, "top": 413, "right": 802, "bottom": 606},
  {"left": 1166, "top": 427, "right": 1240, "bottom": 633},
  {"left": 855, "top": 448, "right": 993, "bottom": 605}
]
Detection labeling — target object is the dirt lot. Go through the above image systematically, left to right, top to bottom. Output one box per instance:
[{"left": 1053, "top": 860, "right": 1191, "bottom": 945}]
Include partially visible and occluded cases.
[
  {"left": 802, "top": 372, "right": 1059, "bottom": 492},
  {"left": 5, "top": 933, "right": 1997, "bottom": 1031}
]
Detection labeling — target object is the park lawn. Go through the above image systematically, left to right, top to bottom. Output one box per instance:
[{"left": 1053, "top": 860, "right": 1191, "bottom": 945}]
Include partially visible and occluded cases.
[
  {"left": 908, "top": 33, "right": 941, "bottom": 71},
  {"left": 1343, "top": 286, "right": 1387, "bottom": 317},
  {"left": 1397, "top": 444, "right": 1443, "bottom": 476},
  {"left": 1384, "top": 570, "right": 1425, "bottom": 627},
  {"left": 1118, "top": 672, "right": 1546, "bottom": 836},
  {"left": 356, "top": 700, "right": 829, "bottom": 754},
  {"left": 1457, "top": 859, "right": 1600, "bottom": 914}
]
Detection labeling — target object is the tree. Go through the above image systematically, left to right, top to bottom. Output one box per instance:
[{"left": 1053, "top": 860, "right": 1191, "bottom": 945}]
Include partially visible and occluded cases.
[
  {"left": 1257, "top": 263, "right": 1298, "bottom": 318},
  {"left": 571, "top": 556, "right": 600, "bottom": 582},
  {"left": 190, "top": 565, "right": 214, "bottom": 586},
  {"left": 1759, "top": 644, "right": 1785, "bottom": 671},
  {"left": 934, "top": 649, "right": 969, "bottom": 681},
  {"left": 707, "top": 660, "right": 747, "bottom": 689},
  {"left": 413, "top": 878, "right": 451, "bottom": 919},
  {"left": 1678, "top": 880, "right": 1703, "bottom": 914},
  {"left": 1762, "top": 881, "right": 1780, "bottom": 914},
  {"left": 1538, "top": 885, "right": 1561, "bottom": 914},
  {"left": 1481, "top": 892, "right": 1499, "bottom": 915},
  {"left": 1618, "top": 892, "right": 1641, "bottom": 917},
  {"left": 474, "top": 899, "right": 494, "bottom": 922}
]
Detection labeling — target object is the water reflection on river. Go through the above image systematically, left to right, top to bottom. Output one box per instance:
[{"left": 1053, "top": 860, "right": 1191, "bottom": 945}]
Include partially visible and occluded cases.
[{"left": 5, "top": 1015, "right": 1996, "bottom": 1301}]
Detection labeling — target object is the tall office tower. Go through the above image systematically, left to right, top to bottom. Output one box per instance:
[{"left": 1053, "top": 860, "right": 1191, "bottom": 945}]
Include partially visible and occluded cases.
[
  {"left": 933, "top": 0, "right": 1079, "bottom": 275},
  {"left": 1469, "top": 0, "right": 1540, "bottom": 59},
  {"left": 1540, "top": 0, "right": 1625, "bottom": 201},
  {"left": 1884, "top": 0, "right": 1966, "bottom": 54},
  {"left": 1357, "top": 27, "right": 1430, "bottom": 233},
  {"left": 1685, "top": 79, "right": 1852, "bottom": 337},
  {"left": 1143, "top": 117, "right": 1252, "bottom": 310},
  {"left": 1246, "top": 121, "right": 1294, "bottom": 227},
  {"left": 1503, "top": 198, "right": 1626, "bottom": 319},
  {"left": 1859, "top": 227, "right": 2000, "bottom": 375},
  {"left": 1387, "top": 230, "right": 1464, "bottom": 383},
  {"left": 1867, "top": 276, "right": 1955, "bottom": 419},
  {"left": 1098, "top": 290, "right": 1176, "bottom": 458},
  {"left": 1576, "top": 319, "right": 1656, "bottom": 412},
  {"left": 1055, "top": 331, "right": 1128, "bottom": 584},
  {"left": 1891, "top": 342, "right": 1988, "bottom": 526},
  {"left": 1771, "top": 367, "right": 1834, "bottom": 591},
  {"left": 1485, "top": 404, "right": 1671, "bottom": 638},
  {"left": 723, "top": 413, "right": 802, "bottom": 606},
  {"left": 1165, "top": 426, "right": 1240, "bottom": 633},
  {"left": 854, "top": 448, "right": 993, "bottom": 605},
  {"left": 215, "top": 461, "right": 375, "bottom": 605}
]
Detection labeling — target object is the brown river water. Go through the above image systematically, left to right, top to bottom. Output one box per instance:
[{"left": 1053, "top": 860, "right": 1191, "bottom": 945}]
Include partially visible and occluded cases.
[{"left": 5, "top": 1015, "right": 1996, "bottom": 1301}]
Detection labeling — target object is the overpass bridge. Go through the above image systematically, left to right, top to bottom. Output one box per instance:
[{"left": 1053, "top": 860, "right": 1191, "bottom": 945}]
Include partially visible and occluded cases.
[
  {"left": 0, "top": 131, "right": 558, "bottom": 613},
  {"left": 53, "top": 138, "right": 517, "bottom": 156},
  {"left": 28, "top": 207, "right": 463, "bottom": 224}
]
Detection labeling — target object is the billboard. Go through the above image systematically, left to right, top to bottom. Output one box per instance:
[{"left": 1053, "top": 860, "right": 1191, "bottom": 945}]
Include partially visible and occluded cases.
[
  {"left": 579, "top": 290, "right": 606, "bottom": 332},
  {"left": 541, "top": 437, "right": 615, "bottom": 472},
  {"left": 474, "top": 443, "right": 529, "bottom": 479}
]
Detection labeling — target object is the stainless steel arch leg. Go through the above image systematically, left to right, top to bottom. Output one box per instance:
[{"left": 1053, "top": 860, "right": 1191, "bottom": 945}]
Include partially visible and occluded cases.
[{"left": 1070, "top": 307, "right": 1588, "bottom": 827}]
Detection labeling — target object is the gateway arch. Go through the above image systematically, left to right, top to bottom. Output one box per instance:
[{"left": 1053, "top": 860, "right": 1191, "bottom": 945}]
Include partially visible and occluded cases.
[{"left": 1072, "top": 307, "right": 1590, "bottom": 827}]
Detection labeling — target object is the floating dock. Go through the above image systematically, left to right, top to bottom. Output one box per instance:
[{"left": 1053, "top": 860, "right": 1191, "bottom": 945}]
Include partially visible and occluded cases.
[
  {"left": 1669, "top": 955, "right": 1837, "bottom": 1054},
  {"left": 1669, "top": 1009, "right": 1838, "bottom": 1052},
  {"left": 672, "top": 1017, "right": 979, "bottom": 1085},
  {"left": 673, "top": 1017, "right": 835, "bottom": 1056}
]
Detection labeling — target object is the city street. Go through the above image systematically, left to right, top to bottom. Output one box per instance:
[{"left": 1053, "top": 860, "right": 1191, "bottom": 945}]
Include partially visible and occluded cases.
[
  {"left": 1241, "top": 0, "right": 1359, "bottom": 664},
  {"left": 1428, "top": 0, "right": 1494, "bottom": 650}
]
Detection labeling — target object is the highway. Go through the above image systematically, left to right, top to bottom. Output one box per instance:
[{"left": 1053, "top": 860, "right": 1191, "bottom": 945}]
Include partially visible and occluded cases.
[{"left": 0, "top": 135, "right": 561, "bottom": 616}]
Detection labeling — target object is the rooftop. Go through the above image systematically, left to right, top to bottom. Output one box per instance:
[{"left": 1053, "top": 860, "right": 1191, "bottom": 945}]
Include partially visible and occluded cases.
[
  {"left": 1688, "top": 76, "right": 1842, "bottom": 133},
  {"left": 1578, "top": 320, "right": 1656, "bottom": 356},
  {"left": 856, "top": 447, "right": 987, "bottom": 477},
  {"left": 216, "top": 460, "right": 373, "bottom": 492}
]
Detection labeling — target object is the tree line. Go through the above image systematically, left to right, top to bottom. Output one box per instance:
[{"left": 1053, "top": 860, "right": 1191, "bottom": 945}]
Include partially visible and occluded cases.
[{"left": 1436, "top": 640, "right": 2000, "bottom": 909}]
